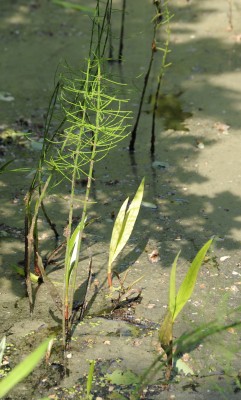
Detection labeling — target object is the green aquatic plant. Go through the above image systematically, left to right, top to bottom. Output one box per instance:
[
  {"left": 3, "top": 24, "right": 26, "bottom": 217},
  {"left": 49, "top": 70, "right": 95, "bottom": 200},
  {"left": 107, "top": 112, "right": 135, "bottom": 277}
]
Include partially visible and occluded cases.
[
  {"left": 20, "top": 0, "right": 133, "bottom": 348},
  {"left": 52, "top": 0, "right": 95, "bottom": 13},
  {"left": 59, "top": 59, "right": 132, "bottom": 345},
  {"left": 108, "top": 178, "right": 145, "bottom": 289},
  {"left": 159, "top": 238, "right": 213, "bottom": 373},
  {"left": 133, "top": 306, "right": 241, "bottom": 398},
  {"left": 0, "top": 338, "right": 52, "bottom": 398},
  {"left": 86, "top": 360, "right": 96, "bottom": 399}
]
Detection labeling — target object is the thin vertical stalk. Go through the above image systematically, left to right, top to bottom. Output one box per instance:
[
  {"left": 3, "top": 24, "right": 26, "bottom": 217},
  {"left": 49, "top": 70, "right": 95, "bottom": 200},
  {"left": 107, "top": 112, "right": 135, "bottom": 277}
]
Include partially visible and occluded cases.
[
  {"left": 118, "top": 0, "right": 126, "bottom": 62},
  {"left": 227, "top": 0, "right": 233, "bottom": 30},
  {"left": 129, "top": 2, "right": 161, "bottom": 152},
  {"left": 151, "top": 3, "right": 171, "bottom": 154},
  {"left": 107, "top": 4, "right": 113, "bottom": 59},
  {"left": 129, "top": 27, "right": 157, "bottom": 152},
  {"left": 63, "top": 63, "right": 104, "bottom": 347},
  {"left": 25, "top": 174, "right": 52, "bottom": 312}
]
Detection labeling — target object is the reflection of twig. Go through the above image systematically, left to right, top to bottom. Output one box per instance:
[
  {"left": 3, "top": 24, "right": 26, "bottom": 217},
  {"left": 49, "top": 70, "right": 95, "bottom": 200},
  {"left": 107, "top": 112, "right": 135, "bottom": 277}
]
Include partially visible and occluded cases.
[
  {"left": 118, "top": 0, "right": 126, "bottom": 62},
  {"left": 227, "top": 0, "right": 233, "bottom": 30},
  {"left": 129, "top": 1, "right": 165, "bottom": 152},
  {"left": 151, "top": 4, "right": 171, "bottom": 154},
  {"left": 107, "top": 5, "right": 113, "bottom": 59},
  {"left": 129, "top": 28, "right": 158, "bottom": 152},
  {"left": 37, "top": 252, "right": 63, "bottom": 312},
  {"left": 78, "top": 257, "right": 93, "bottom": 321}
]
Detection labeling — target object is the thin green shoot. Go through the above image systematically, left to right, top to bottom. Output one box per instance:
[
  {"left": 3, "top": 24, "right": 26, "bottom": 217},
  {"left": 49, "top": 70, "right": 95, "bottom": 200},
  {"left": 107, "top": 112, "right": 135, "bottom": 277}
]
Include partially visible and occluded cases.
[
  {"left": 159, "top": 239, "right": 213, "bottom": 369},
  {"left": 172, "top": 239, "right": 213, "bottom": 321},
  {"left": 0, "top": 338, "right": 52, "bottom": 398},
  {"left": 86, "top": 360, "right": 95, "bottom": 399}
]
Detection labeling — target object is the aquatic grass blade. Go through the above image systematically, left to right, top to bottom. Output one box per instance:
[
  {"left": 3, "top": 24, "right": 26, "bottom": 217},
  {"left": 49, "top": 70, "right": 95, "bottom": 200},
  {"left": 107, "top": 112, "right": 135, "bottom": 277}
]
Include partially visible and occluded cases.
[
  {"left": 52, "top": 0, "right": 94, "bottom": 13},
  {"left": 108, "top": 178, "right": 145, "bottom": 287},
  {"left": 110, "top": 178, "right": 145, "bottom": 264},
  {"left": 115, "top": 178, "right": 145, "bottom": 256},
  {"left": 108, "top": 197, "right": 129, "bottom": 267},
  {"left": 65, "top": 218, "right": 86, "bottom": 285},
  {"left": 68, "top": 219, "right": 85, "bottom": 253},
  {"left": 173, "top": 239, "right": 213, "bottom": 321},
  {"left": 169, "top": 251, "right": 180, "bottom": 316},
  {"left": 11, "top": 265, "right": 39, "bottom": 283},
  {"left": 159, "top": 309, "right": 173, "bottom": 351},
  {"left": 0, "top": 338, "right": 52, "bottom": 398},
  {"left": 86, "top": 360, "right": 95, "bottom": 397}
]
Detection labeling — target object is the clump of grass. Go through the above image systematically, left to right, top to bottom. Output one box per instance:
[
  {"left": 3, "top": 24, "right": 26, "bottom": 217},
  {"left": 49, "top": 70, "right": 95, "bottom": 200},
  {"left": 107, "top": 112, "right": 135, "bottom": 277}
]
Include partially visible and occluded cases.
[{"left": 159, "top": 239, "right": 213, "bottom": 378}]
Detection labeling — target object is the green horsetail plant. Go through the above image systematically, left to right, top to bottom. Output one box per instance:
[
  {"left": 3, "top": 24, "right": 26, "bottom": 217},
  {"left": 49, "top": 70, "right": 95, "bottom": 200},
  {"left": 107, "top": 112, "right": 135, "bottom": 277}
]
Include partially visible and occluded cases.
[
  {"left": 21, "top": 0, "right": 130, "bottom": 348},
  {"left": 23, "top": 0, "right": 114, "bottom": 313},
  {"left": 50, "top": 59, "right": 132, "bottom": 346},
  {"left": 108, "top": 178, "right": 145, "bottom": 289},
  {"left": 159, "top": 238, "right": 213, "bottom": 374},
  {"left": 0, "top": 338, "right": 52, "bottom": 398}
]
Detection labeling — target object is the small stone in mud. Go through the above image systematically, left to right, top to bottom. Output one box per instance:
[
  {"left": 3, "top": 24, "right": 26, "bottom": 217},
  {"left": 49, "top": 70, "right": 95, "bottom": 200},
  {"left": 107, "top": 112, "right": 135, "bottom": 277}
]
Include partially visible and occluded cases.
[{"left": 148, "top": 249, "right": 160, "bottom": 263}]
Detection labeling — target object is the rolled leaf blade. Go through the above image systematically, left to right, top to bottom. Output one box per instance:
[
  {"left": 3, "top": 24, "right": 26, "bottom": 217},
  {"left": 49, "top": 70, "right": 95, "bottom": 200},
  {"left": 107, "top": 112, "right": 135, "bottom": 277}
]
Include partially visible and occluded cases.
[
  {"left": 169, "top": 251, "right": 180, "bottom": 317},
  {"left": 159, "top": 309, "right": 173, "bottom": 351}
]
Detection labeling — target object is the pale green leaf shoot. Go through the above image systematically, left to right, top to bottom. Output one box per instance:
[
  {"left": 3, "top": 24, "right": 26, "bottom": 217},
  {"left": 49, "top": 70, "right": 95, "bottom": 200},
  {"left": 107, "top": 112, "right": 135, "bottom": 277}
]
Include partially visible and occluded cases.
[
  {"left": 108, "top": 178, "right": 145, "bottom": 272},
  {"left": 173, "top": 239, "right": 213, "bottom": 321}
]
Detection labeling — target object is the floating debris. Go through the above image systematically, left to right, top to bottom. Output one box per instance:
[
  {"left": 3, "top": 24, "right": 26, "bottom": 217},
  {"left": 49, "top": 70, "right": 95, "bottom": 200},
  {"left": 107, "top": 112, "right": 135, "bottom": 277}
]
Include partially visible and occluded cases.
[
  {"left": 0, "top": 92, "right": 14, "bottom": 102},
  {"left": 213, "top": 122, "right": 230, "bottom": 133},
  {"left": 195, "top": 140, "right": 205, "bottom": 149},
  {"left": 152, "top": 160, "right": 169, "bottom": 170},
  {"left": 142, "top": 201, "right": 157, "bottom": 209},
  {"left": 148, "top": 249, "right": 160, "bottom": 263},
  {"left": 220, "top": 256, "right": 231, "bottom": 262}
]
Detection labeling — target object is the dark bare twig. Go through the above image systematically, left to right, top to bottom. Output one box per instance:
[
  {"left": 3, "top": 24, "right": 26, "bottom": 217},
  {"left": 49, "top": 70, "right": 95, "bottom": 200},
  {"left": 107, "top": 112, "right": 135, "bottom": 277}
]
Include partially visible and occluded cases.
[
  {"left": 118, "top": 0, "right": 126, "bottom": 62},
  {"left": 129, "top": 3, "right": 161, "bottom": 152}
]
